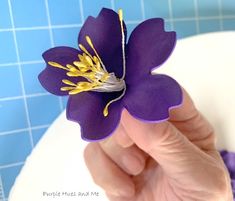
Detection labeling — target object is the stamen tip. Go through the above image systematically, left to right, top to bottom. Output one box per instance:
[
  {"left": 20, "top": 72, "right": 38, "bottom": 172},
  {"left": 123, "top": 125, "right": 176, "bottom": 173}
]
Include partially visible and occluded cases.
[
  {"left": 118, "top": 9, "right": 123, "bottom": 21},
  {"left": 85, "top": 35, "right": 91, "bottom": 43},
  {"left": 48, "top": 61, "right": 63, "bottom": 68},
  {"left": 103, "top": 107, "right": 109, "bottom": 117}
]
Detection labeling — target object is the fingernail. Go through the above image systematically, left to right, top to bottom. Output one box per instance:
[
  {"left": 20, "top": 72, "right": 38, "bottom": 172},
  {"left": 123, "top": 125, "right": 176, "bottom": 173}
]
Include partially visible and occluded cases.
[{"left": 122, "top": 154, "right": 144, "bottom": 175}]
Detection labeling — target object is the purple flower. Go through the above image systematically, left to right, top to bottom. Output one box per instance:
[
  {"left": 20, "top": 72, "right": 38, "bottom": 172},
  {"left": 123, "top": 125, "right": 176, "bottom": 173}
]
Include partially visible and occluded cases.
[
  {"left": 38, "top": 8, "right": 182, "bottom": 141},
  {"left": 220, "top": 150, "right": 235, "bottom": 199}
]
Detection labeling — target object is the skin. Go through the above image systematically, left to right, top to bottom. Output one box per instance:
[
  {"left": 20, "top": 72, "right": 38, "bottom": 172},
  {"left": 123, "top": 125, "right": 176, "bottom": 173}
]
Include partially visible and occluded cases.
[{"left": 84, "top": 89, "right": 233, "bottom": 201}]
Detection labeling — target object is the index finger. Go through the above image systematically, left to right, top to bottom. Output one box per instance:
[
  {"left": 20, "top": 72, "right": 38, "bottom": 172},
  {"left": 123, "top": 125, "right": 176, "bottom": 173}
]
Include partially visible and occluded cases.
[
  {"left": 168, "top": 87, "right": 215, "bottom": 147},
  {"left": 169, "top": 88, "right": 197, "bottom": 122}
]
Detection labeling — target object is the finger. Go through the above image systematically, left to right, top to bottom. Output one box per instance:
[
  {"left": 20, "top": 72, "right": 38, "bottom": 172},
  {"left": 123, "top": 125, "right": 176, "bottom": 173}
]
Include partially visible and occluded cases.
[
  {"left": 169, "top": 88, "right": 215, "bottom": 149},
  {"left": 169, "top": 88, "right": 196, "bottom": 122},
  {"left": 121, "top": 109, "right": 211, "bottom": 174},
  {"left": 121, "top": 111, "right": 229, "bottom": 192},
  {"left": 114, "top": 123, "right": 134, "bottom": 148},
  {"left": 100, "top": 126, "right": 147, "bottom": 175},
  {"left": 84, "top": 143, "right": 135, "bottom": 197},
  {"left": 106, "top": 193, "right": 135, "bottom": 201}
]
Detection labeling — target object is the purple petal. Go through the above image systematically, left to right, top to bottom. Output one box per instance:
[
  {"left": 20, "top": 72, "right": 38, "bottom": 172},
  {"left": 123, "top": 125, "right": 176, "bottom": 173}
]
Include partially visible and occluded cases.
[
  {"left": 78, "top": 8, "right": 127, "bottom": 78},
  {"left": 126, "top": 19, "right": 176, "bottom": 84},
  {"left": 42, "top": 46, "right": 80, "bottom": 66},
  {"left": 39, "top": 47, "right": 83, "bottom": 96},
  {"left": 124, "top": 74, "right": 182, "bottom": 121},
  {"left": 67, "top": 91, "right": 123, "bottom": 141},
  {"left": 220, "top": 150, "right": 235, "bottom": 179},
  {"left": 220, "top": 150, "right": 235, "bottom": 198}
]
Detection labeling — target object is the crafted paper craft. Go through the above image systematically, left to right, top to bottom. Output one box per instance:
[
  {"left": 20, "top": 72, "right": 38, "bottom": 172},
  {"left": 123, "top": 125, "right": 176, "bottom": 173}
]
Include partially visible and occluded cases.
[{"left": 38, "top": 8, "right": 182, "bottom": 141}]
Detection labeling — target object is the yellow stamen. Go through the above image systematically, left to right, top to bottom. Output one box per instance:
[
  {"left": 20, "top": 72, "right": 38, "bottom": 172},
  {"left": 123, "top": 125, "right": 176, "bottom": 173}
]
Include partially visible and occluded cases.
[
  {"left": 103, "top": 9, "right": 127, "bottom": 117},
  {"left": 118, "top": 9, "right": 123, "bottom": 21},
  {"left": 118, "top": 9, "right": 126, "bottom": 80},
  {"left": 48, "top": 10, "right": 127, "bottom": 117},
  {"left": 85, "top": 35, "right": 107, "bottom": 72},
  {"left": 79, "top": 44, "right": 94, "bottom": 61},
  {"left": 79, "top": 44, "right": 102, "bottom": 72},
  {"left": 78, "top": 53, "right": 94, "bottom": 68},
  {"left": 78, "top": 54, "right": 85, "bottom": 62},
  {"left": 78, "top": 54, "right": 87, "bottom": 64},
  {"left": 85, "top": 55, "right": 94, "bottom": 67},
  {"left": 93, "top": 56, "right": 100, "bottom": 65},
  {"left": 48, "top": 61, "right": 68, "bottom": 71},
  {"left": 73, "top": 61, "right": 87, "bottom": 68},
  {"left": 73, "top": 61, "right": 91, "bottom": 72},
  {"left": 66, "top": 64, "right": 75, "bottom": 69},
  {"left": 68, "top": 67, "right": 79, "bottom": 73},
  {"left": 66, "top": 72, "right": 81, "bottom": 77},
  {"left": 83, "top": 72, "right": 96, "bottom": 80},
  {"left": 100, "top": 73, "right": 110, "bottom": 82},
  {"left": 62, "top": 79, "right": 77, "bottom": 86},
  {"left": 77, "top": 81, "right": 94, "bottom": 88},
  {"left": 68, "top": 82, "right": 97, "bottom": 95},
  {"left": 61, "top": 86, "right": 76, "bottom": 91},
  {"left": 103, "top": 86, "right": 126, "bottom": 117},
  {"left": 69, "top": 88, "right": 85, "bottom": 95},
  {"left": 103, "top": 105, "right": 109, "bottom": 117}
]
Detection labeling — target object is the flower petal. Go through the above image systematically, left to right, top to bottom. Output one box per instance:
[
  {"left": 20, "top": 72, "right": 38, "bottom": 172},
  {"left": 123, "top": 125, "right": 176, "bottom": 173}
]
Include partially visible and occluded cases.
[
  {"left": 78, "top": 8, "right": 127, "bottom": 78},
  {"left": 126, "top": 19, "right": 176, "bottom": 84},
  {"left": 38, "top": 47, "right": 83, "bottom": 96},
  {"left": 123, "top": 74, "right": 182, "bottom": 121},
  {"left": 67, "top": 91, "right": 123, "bottom": 141},
  {"left": 220, "top": 150, "right": 235, "bottom": 179}
]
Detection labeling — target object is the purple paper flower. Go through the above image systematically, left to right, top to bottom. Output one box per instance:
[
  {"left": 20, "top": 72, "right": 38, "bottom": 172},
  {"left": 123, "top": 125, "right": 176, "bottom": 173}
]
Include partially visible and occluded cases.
[
  {"left": 38, "top": 8, "right": 182, "bottom": 141},
  {"left": 220, "top": 150, "right": 235, "bottom": 199}
]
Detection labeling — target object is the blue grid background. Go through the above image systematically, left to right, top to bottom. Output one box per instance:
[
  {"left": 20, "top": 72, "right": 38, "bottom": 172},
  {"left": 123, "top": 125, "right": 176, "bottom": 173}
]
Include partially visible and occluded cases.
[{"left": 0, "top": 0, "right": 235, "bottom": 200}]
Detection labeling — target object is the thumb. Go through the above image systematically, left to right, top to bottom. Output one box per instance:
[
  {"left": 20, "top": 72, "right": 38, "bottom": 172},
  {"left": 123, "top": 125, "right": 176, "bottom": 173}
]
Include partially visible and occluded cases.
[{"left": 121, "top": 109, "right": 207, "bottom": 175}]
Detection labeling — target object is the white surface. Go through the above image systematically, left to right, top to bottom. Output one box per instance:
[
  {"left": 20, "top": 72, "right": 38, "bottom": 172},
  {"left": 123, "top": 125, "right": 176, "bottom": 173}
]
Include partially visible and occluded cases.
[{"left": 9, "top": 32, "right": 235, "bottom": 201}]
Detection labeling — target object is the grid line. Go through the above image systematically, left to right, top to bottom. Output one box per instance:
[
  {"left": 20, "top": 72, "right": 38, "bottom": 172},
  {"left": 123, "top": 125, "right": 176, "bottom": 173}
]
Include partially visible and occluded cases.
[
  {"left": 7, "top": 0, "right": 34, "bottom": 149},
  {"left": 44, "top": 0, "right": 64, "bottom": 112},
  {"left": 44, "top": 0, "right": 54, "bottom": 48},
  {"left": 79, "top": 0, "right": 85, "bottom": 23},
  {"left": 111, "top": 0, "right": 115, "bottom": 10},
  {"left": 140, "top": 0, "right": 146, "bottom": 19},
  {"left": 167, "top": 0, "right": 174, "bottom": 30},
  {"left": 194, "top": 0, "right": 200, "bottom": 34},
  {"left": 218, "top": 0, "right": 224, "bottom": 30},
  {"left": 0, "top": 15, "right": 235, "bottom": 33},
  {"left": 166, "top": 15, "right": 235, "bottom": 21},
  {"left": 0, "top": 23, "right": 83, "bottom": 32},
  {"left": 0, "top": 60, "right": 44, "bottom": 67},
  {"left": 0, "top": 92, "right": 50, "bottom": 102},
  {"left": 0, "top": 124, "right": 50, "bottom": 136},
  {"left": 0, "top": 162, "right": 24, "bottom": 170},
  {"left": 0, "top": 175, "right": 5, "bottom": 201}
]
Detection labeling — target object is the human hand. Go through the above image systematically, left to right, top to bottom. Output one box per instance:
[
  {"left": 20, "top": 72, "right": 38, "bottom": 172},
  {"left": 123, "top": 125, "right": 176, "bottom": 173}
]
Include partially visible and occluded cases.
[{"left": 84, "top": 89, "right": 233, "bottom": 201}]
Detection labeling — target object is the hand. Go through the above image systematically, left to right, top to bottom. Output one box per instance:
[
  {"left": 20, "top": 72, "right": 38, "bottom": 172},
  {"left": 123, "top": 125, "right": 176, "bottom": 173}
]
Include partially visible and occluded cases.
[{"left": 84, "top": 89, "right": 233, "bottom": 201}]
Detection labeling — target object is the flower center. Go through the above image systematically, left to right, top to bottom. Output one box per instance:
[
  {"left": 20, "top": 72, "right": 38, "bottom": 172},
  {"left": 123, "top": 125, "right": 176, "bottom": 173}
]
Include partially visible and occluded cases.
[{"left": 48, "top": 10, "right": 126, "bottom": 117}]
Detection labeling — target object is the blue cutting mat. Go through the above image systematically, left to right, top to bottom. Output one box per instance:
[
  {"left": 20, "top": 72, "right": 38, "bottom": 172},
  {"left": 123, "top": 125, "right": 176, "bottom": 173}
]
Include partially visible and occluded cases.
[{"left": 0, "top": 0, "right": 235, "bottom": 200}]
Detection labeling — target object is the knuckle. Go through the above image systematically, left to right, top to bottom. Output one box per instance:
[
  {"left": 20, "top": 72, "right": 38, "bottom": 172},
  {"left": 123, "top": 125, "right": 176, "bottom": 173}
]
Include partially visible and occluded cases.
[
  {"left": 153, "top": 122, "right": 178, "bottom": 145},
  {"left": 83, "top": 142, "right": 99, "bottom": 161},
  {"left": 209, "top": 166, "right": 231, "bottom": 200}
]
